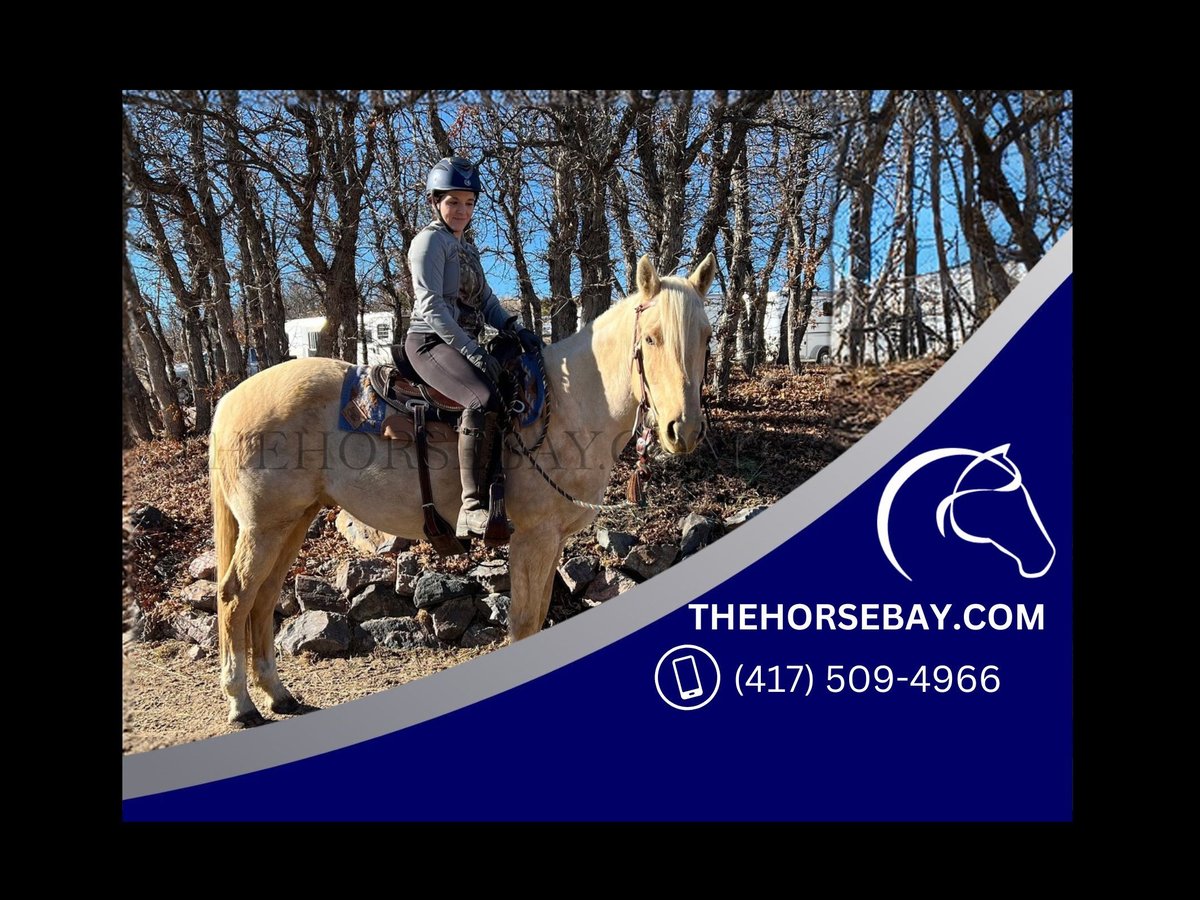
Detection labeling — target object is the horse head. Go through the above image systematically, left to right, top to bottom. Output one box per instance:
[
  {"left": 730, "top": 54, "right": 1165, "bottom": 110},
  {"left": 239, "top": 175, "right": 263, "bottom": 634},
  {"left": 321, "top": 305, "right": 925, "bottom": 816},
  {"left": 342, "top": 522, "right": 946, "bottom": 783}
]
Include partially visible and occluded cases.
[
  {"left": 632, "top": 253, "right": 715, "bottom": 454},
  {"left": 934, "top": 444, "right": 1056, "bottom": 579}
]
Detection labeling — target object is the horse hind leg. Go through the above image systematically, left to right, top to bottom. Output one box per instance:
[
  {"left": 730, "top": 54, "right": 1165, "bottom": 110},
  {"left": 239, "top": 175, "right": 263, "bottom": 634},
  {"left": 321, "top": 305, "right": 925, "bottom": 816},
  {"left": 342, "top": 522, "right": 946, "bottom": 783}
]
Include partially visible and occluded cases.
[
  {"left": 249, "top": 503, "right": 322, "bottom": 715},
  {"left": 218, "top": 525, "right": 297, "bottom": 727}
]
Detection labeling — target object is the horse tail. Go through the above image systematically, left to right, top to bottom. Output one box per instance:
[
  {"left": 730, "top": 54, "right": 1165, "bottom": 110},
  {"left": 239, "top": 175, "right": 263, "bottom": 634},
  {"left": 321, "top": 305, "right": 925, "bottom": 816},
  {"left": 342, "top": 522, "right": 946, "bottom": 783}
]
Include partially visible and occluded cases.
[{"left": 210, "top": 423, "right": 239, "bottom": 589}]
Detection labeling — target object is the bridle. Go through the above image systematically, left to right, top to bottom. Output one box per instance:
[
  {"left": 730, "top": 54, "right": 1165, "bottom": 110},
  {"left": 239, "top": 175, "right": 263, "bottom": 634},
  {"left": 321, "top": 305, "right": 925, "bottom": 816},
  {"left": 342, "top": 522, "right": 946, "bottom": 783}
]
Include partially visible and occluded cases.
[
  {"left": 507, "top": 296, "right": 710, "bottom": 512},
  {"left": 626, "top": 299, "right": 711, "bottom": 504}
]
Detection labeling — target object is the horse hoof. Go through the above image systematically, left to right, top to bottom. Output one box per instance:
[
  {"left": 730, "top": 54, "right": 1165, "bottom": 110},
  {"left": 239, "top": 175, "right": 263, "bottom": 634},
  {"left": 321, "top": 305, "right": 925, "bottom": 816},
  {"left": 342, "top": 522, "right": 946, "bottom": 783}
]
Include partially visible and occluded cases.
[
  {"left": 270, "top": 696, "right": 301, "bottom": 715},
  {"left": 231, "top": 710, "right": 268, "bottom": 728}
]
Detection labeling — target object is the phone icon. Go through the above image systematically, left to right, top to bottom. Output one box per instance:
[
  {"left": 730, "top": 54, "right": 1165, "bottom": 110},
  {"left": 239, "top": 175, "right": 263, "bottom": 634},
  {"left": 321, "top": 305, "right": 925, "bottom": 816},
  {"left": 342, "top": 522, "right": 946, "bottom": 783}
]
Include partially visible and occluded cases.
[{"left": 672, "top": 655, "right": 703, "bottom": 700}]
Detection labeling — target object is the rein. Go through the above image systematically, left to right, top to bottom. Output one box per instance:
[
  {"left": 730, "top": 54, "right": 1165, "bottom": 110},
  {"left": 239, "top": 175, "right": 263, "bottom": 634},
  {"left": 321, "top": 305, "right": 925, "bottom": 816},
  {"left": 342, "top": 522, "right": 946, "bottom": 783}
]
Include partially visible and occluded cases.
[{"left": 626, "top": 301, "right": 656, "bottom": 505}]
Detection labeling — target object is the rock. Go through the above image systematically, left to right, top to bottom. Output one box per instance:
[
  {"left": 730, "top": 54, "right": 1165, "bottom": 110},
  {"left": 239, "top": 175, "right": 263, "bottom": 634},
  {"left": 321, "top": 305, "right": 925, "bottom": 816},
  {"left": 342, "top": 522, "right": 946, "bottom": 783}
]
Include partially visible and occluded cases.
[
  {"left": 127, "top": 503, "right": 166, "bottom": 530},
  {"left": 724, "top": 505, "right": 769, "bottom": 529},
  {"left": 335, "top": 510, "right": 412, "bottom": 555},
  {"left": 679, "top": 513, "right": 718, "bottom": 556},
  {"left": 306, "top": 515, "right": 325, "bottom": 539},
  {"left": 596, "top": 528, "right": 639, "bottom": 558},
  {"left": 619, "top": 544, "right": 679, "bottom": 581},
  {"left": 187, "top": 550, "right": 217, "bottom": 581},
  {"left": 394, "top": 552, "right": 422, "bottom": 597},
  {"left": 558, "top": 556, "right": 599, "bottom": 596},
  {"left": 332, "top": 558, "right": 395, "bottom": 596},
  {"left": 467, "top": 559, "right": 511, "bottom": 593},
  {"left": 582, "top": 568, "right": 638, "bottom": 605},
  {"left": 413, "top": 574, "right": 478, "bottom": 609},
  {"left": 295, "top": 575, "right": 344, "bottom": 613},
  {"left": 180, "top": 580, "right": 218, "bottom": 613},
  {"left": 348, "top": 584, "right": 417, "bottom": 623},
  {"left": 277, "top": 589, "right": 300, "bottom": 617},
  {"left": 476, "top": 593, "right": 511, "bottom": 627},
  {"left": 431, "top": 596, "right": 477, "bottom": 643},
  {"left": 123, "top": 602, "right": 145, "bottom": 641},
  {"left": 415, "top": 608, "right": 435, "bottom": 636},
  {"left": 171, "top": 610, "right": 218, "bottom": 650},
  {"left": 276, "top": 611, "right": 350, "bottom": 657},
  {"left": 355, "top": 616, "right": 438, "bottom": 651},
  {"left": 460, "top": 623, "right": 505, "bottom": 648},
  {"left": 187, "top": 644, "right": 206, "bottom": 661}
]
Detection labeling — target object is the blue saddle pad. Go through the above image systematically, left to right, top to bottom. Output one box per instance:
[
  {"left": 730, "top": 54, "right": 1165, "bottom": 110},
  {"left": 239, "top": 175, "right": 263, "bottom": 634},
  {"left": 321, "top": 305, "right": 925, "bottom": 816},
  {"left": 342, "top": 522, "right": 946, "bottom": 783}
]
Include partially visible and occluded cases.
[
  {"left": 514, "top": 350, "right": 546, "bottom": 428},
  {"left": 337, "top": 366, "right": 388, "bottom": 434}
]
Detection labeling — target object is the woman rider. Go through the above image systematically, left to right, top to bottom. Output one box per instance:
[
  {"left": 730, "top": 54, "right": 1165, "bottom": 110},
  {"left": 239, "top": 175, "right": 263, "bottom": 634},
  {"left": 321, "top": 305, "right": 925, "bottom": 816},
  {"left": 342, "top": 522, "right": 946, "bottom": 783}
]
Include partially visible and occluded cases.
[{"left": 406, "top": 156, "right": 536, "bottom": 539}]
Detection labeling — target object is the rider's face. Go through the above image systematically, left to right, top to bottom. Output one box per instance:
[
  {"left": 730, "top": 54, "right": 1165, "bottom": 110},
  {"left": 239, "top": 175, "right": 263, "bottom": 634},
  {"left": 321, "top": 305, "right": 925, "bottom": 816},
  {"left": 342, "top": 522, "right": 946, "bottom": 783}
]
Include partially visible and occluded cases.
[{"left": 436, "top": 191, "right": 476, "bottom": 236}]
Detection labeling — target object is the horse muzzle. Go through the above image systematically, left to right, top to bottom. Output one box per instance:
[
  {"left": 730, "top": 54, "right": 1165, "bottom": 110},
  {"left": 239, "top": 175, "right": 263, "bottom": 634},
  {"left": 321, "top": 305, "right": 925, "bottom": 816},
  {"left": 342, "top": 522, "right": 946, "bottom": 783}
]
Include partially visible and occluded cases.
[{"left": 660, "top": 416, "right": 701, "bottom": 454}]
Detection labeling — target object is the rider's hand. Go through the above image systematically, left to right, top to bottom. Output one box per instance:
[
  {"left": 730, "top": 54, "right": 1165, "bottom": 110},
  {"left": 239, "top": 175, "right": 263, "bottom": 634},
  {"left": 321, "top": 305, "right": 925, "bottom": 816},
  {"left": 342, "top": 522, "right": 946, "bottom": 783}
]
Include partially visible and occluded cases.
[
  {"left": 503, "top": 316, "right": 542, "bottom": 353},
  {"left": 469, "top": 347, "right": 503, "bottom": 386}
]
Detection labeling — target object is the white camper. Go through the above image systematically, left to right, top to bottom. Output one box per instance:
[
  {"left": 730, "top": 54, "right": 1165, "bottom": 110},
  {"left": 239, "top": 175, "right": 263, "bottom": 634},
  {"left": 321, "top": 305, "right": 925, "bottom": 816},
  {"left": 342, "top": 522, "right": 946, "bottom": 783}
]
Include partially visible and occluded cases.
[
  {"left": 707, "top": 290, "right": 834, "bottom": 364},
  {"left": 284, "top": 312, "right": 399, "bottom": 365}
]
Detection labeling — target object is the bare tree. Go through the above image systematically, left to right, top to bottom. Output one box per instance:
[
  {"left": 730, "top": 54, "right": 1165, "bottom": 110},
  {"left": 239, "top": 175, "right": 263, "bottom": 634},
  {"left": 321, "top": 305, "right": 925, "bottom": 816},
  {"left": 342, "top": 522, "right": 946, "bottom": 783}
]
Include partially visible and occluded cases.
[
  {"left": 219, "top": 90, "right": 288, "bottom": 368},
  {"left": 544, "top": 90, "right": 639, "bottom": 323},
  {"left": 694, "top": 90, "right": 775, "bottom": 264},
  {"left": 841, "top": 90, "right": 899, "bottom": 365},
  {"left": 945, "top": 90, "right": 1063, "bottom": 271},
  {"left": 778, "top": 91, "right": 837, "bottom": 372},
  {"left": 925, "top": 91, "right": 962, "bottom": 354},
  {"left": 478, "top": 94, "right": 543, "bottom": 337},
  {"left": 942, "top": 97, "right": 1012, "bottom": 322},
  {"left": 122, "top": 107, "right": 215, "bottom": 431},
  {"left": 546, "top": 144, "right": 579, "bottom": 340},
  {"left": 711, "top": 145, "right": 753, "bottom": 401},
  {"left": 123, "top": 248, "right": 183, "bottom": 440}
]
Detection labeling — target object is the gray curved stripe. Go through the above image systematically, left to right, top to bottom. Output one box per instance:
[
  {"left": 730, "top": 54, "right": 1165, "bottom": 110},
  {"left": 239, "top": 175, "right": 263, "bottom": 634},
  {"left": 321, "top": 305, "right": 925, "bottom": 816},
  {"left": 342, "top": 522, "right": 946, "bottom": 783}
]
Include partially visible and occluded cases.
[{"left": 123, "top": 229, "right": 1072, "bottom": 801}]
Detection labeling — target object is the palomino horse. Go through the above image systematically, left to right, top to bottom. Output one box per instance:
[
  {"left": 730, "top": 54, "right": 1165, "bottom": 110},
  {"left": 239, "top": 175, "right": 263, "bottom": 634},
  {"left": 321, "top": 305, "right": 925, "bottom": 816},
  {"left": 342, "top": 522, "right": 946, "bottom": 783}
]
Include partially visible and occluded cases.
[{"left": 209, "top": 253, "right": 716, "bottom": 725}]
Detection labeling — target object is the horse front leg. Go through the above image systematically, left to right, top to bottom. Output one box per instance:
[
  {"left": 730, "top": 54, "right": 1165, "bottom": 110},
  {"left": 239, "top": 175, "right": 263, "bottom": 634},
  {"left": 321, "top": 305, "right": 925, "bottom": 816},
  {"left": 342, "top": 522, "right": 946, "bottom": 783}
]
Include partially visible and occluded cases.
[{"left": 507, "top": 526, "right": 566, "bottom": 641}]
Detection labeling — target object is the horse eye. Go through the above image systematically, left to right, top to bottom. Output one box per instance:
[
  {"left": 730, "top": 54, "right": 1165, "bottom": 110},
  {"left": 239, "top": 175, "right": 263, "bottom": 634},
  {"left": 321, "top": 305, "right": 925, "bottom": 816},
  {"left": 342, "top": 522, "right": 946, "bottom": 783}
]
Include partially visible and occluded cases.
[{"left": 645, "top": 335, "right": 655, "bottom": 346}]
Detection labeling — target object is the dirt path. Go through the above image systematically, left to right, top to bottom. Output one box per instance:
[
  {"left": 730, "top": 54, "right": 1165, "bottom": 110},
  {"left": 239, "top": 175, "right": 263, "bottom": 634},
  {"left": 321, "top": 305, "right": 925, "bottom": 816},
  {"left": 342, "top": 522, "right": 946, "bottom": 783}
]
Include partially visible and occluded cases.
[{"left": 123, "top": 638, "right": 493, "bottom": 753}]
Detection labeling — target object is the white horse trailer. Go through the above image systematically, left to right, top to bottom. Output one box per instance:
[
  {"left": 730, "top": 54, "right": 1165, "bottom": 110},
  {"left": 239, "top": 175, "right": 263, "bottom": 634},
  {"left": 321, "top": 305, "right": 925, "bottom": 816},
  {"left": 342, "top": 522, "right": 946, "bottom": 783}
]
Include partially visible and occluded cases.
[
  {"left": 707, "top": 290, "right": 834, "bottom": 364},
  {"left": 284, "top": 313, "right": 399, "bottom": 365}
]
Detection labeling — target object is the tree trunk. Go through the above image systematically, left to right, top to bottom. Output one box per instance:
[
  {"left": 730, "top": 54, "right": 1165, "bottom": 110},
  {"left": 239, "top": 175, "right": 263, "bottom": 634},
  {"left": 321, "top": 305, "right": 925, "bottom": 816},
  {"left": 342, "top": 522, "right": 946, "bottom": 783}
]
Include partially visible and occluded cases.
[
  {"left": 219, "top": 89, "right": 287, "bottom": 368},
  {"left": 180, "top": 90, "right": 245, "bottom": 381},
  {"left": 694, "top": 90, "right": 774, "bottom": 264},
  {"left": 843, "top": 90, "right": 899, "bottom": 366},
  {"left": 946, "top": 91, "right": 1045, "bottom": 271},
  {"left": 926, "top": 92, "right": 956, "bottom": 354},
  {"left": 900, "top": 106, "right": 918, "bottom": 359},
  {"left": 123, "top": 110, "right": 216, "bottom": 427},
  {"left": 953, "top": 124, "right": 1011, "bottom": 321},
  {"left": 547, "top": 147, "right": 578, "bottom": 341},
  {"left": 712, "top": 147, "right": 751, "bottom": 401},
  {"left": 577, "top": 167, "right": 612, "bottom": 324},
  {"left": 608, "top": 170, "right": 640, "bottom": 296},
  {"left": 124, "top": 250, "right": 184, "bottom": 440},
  {"left": 122, "top": 297, "right": 156, "bottom": 443}
]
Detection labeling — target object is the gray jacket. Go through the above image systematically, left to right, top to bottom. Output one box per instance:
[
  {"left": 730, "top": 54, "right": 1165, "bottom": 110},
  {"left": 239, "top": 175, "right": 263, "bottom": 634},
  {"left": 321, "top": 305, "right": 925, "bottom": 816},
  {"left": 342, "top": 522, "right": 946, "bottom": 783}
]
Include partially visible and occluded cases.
[{"left": 407, "top": 220, "right": 512, "bottom": 357}]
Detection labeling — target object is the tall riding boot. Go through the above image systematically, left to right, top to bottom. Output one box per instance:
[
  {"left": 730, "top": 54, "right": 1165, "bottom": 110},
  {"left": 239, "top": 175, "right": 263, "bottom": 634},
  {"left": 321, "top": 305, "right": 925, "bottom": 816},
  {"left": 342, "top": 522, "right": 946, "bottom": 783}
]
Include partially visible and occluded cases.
[{"left": 456, "top": 408, "right": 498, "bottom": 538}]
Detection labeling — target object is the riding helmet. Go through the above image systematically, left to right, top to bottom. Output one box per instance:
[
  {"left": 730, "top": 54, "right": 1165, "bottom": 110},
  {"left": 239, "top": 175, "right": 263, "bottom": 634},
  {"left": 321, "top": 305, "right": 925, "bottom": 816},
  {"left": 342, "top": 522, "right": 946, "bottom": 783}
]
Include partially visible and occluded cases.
[{"left": 426, "top": 157, "right": 483, "bottom": 196}]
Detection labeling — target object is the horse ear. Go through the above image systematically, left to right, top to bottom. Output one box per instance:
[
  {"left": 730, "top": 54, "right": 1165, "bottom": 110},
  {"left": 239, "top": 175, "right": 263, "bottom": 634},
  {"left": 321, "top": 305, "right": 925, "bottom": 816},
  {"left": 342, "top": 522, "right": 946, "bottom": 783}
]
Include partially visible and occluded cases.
[
  {"left": 688, "top": 253, "right": 717, "bottom": 296},
  {"left": 636, "top": 254, "right": 661, "bottom": 299}
]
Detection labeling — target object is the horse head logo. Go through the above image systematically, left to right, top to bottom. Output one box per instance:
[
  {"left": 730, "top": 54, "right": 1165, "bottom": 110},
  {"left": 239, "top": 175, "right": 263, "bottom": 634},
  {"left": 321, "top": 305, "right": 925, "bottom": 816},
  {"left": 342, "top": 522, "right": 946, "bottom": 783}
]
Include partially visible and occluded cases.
[{"left": 877, "top": 444, "right": 1056, "bottom": 582}]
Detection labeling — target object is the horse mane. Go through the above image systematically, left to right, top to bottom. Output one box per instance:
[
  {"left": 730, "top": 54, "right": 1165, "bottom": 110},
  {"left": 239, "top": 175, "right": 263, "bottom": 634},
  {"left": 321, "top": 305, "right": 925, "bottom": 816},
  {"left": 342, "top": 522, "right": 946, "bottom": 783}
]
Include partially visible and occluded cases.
[{"left": 596, "top": 276, "right": 708, "bottom": 381}]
